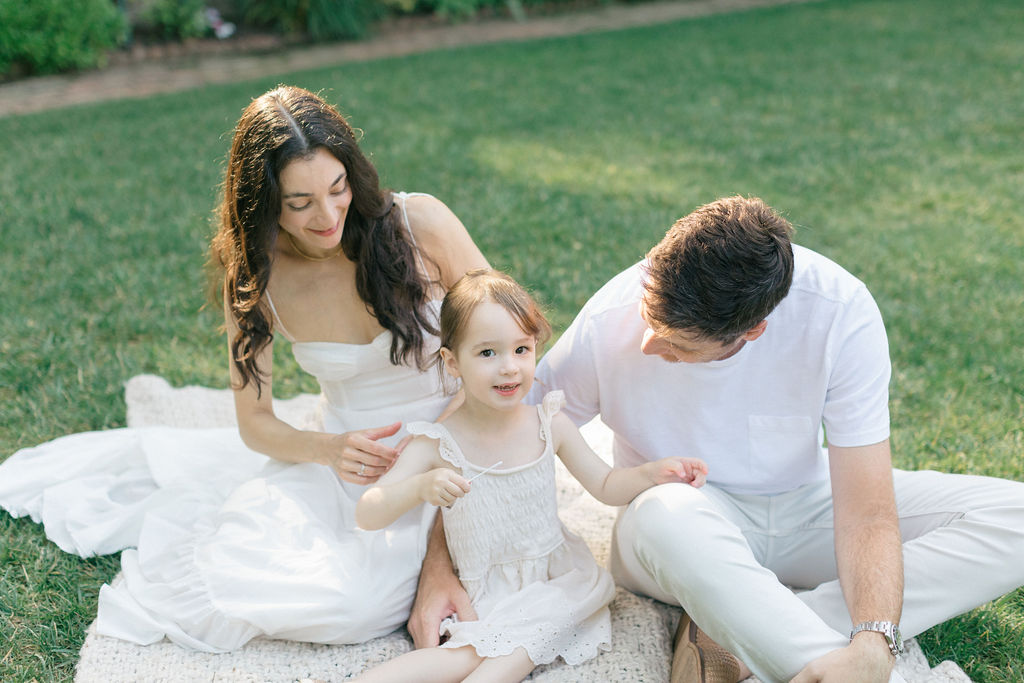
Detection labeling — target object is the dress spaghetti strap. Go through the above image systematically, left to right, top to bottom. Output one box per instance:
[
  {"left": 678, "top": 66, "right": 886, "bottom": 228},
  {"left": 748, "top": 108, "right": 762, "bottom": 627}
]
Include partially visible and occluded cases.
[
  {"left": 395, "top": 191, "right": 432, "bottom": 278},
  {"left": 263, "top": 292, "right": 296, "bottom": 343}
]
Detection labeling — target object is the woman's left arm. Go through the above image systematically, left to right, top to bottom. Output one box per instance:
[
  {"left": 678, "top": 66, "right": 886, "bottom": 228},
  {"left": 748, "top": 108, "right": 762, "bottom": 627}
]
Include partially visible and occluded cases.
[{"left": 404, "top": 195, "right": 490, "bottom": 288}]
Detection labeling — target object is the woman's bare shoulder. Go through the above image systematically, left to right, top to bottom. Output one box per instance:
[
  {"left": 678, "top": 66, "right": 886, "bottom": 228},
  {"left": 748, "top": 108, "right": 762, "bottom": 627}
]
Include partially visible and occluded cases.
[
  {"left": 402, "top": 193, "right": 488, "bottom": 287},
  {"left": 402, "top": 193, "right": 463, "bottom": 240}
]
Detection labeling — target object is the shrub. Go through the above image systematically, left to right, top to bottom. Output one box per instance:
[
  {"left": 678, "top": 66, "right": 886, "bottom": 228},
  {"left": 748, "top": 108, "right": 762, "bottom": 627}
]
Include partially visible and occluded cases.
[
  {"left": 0, "top": 0, "right": 125, "bottom": 78},
  {"left": 129, "top": 0, "right": 208, "bottom": 41},
  {"left": 237, "top": 0, "right": 383, "bottom": 41},
  {"left": 413, "top": 0, "right": 526, "bottom": 21}
]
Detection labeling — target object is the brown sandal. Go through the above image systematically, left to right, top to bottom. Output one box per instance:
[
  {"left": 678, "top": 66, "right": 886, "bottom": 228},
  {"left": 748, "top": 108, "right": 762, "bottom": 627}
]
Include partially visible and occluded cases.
[{"left": 671, "top": 613, "right": 741, "bottom": 683}]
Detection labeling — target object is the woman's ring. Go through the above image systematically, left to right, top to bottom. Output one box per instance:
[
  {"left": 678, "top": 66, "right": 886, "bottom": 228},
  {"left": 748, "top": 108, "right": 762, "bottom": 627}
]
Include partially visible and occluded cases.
[{"left": 358, "top": 463, "right": 366, "bottom": 476}]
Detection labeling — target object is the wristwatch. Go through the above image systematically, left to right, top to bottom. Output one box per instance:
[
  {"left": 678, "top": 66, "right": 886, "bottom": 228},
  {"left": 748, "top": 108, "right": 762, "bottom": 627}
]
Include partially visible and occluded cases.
[{"left": 850, "top": 621, "right": 904, "bottom": 658}]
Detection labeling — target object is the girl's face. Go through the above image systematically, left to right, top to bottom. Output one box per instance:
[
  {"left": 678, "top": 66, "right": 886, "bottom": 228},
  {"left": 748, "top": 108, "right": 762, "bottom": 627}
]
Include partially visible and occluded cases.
[
  {"left": 278, "top": 147, "right": 352, "bottom": 257},
  {"left": 441, "top": 301, "right": 537, "bottom": 410}
]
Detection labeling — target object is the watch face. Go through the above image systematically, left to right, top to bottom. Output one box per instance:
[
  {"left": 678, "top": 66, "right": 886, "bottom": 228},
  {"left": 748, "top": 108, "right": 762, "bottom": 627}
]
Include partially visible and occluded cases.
[{"left": 891, "top": 626, "right": 904, "bottom": 653}]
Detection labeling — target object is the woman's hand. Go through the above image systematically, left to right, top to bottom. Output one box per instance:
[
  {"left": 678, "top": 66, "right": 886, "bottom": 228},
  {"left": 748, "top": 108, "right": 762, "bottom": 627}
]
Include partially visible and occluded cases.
[
  {"left": 319, "top": 422, "right": 405, "bottom": 484},
  {"left": 647, "top": 457, "right": 709, "bottom": 488},
  {"left": 418, "top": 468, "right": 471, "bottom": 507}
]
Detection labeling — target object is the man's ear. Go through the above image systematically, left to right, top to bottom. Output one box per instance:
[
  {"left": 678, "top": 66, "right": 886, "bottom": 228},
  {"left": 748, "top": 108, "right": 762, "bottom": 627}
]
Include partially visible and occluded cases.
[
  {"left": 743, "top": 320, "right": 768, "bottom": 342},
  {"left": 439, "top": 347, "right": 460, "bottom": 378}
]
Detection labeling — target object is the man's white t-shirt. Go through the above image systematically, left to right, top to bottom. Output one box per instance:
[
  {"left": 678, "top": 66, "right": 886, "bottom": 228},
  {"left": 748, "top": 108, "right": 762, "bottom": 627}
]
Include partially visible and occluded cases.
[{"left": 533, "top": 245, "right": 891, "bottom": 496}]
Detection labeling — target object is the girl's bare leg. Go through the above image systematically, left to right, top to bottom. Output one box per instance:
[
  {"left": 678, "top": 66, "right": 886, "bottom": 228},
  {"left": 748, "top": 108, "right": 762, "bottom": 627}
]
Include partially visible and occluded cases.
[
  {"left": 352, "top": 645, "right": 482, "bottom": 683},
  {"left": 462, "top": 647, "right": 535, "bottom": 683}
]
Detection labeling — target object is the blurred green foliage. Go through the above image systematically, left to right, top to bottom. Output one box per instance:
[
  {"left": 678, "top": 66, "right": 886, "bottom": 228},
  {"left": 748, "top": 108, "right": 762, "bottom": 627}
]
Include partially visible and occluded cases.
[{"left": 0, "top": 0, "right": 125, "bottom": 77}]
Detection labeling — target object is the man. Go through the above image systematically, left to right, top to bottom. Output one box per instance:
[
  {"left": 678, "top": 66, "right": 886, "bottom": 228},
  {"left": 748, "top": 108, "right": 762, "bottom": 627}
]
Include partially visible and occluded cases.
[{"left": 530, "top": 196, "right": 1024, "bottom": 682}]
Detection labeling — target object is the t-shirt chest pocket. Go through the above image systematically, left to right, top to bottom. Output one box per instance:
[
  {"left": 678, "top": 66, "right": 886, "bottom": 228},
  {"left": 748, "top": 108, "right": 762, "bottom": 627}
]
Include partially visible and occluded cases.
[{"left": 747, "top": 415, "right": 817, "bottom": 481}]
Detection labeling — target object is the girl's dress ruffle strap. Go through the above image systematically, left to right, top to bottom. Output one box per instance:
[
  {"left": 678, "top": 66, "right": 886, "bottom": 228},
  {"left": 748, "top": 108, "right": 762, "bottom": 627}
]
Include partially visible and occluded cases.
[
  {"left": 538, "top": 390, "right": 566, "bottom": 441},
  {"left": 405, "top": 420, "right": 465, "bottom": 469}
]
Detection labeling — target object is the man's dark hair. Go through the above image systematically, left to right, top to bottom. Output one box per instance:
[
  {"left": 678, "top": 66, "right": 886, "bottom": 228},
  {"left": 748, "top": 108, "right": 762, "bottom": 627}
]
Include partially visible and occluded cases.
[{"left": 642, "top": 195, "right": 794, "bottom": 343}]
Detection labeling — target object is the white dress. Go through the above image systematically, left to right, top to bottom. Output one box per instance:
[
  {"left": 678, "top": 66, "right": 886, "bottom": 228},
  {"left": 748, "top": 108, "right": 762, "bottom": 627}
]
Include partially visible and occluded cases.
[
  {"left": 0, "top": 193, "right": 447, "bottom": 653},
  {"left": 405, "top": 391, "right": 615, "bottom": 666}
]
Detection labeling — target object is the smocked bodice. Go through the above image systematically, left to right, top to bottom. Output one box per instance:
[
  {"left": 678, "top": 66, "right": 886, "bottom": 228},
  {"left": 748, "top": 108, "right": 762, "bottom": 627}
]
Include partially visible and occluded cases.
[
  {"left": 407, "top": 392, "right": 566, "bottom": 595},
  {"left": 444, "top": 439, "right": 562, "bottom": 584}
]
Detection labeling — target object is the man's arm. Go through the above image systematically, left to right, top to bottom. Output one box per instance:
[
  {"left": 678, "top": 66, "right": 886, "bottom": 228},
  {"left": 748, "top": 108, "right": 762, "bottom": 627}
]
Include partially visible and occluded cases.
[
  {"left": 793, "top": 439, "right": 903, "bottom": 682},
  {"left": 406, "top": 513, "right": 476, "bottom": 648}
]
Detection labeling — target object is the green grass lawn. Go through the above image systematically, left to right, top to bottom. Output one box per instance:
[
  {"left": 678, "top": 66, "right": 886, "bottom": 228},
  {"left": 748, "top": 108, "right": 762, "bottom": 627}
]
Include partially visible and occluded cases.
[{"left": 2, "top": 0, "right": 1022, "bottom": 679}]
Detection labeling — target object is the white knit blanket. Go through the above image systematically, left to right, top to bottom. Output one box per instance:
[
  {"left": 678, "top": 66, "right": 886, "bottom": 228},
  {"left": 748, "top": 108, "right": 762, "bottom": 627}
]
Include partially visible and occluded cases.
[{"left": 74, "top": 375, "right": 971, "bottom": 682}]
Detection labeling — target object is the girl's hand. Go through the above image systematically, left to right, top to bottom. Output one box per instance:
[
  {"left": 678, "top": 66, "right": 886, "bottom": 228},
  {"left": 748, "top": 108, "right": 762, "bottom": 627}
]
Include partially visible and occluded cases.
[
  {"left": 319, "top": 422, "right": 404, "bottom": 484},
  {"left": 649, "top": 457, "right": 709, "bottom": 488},
  {"left": 418, "top": 468, "right": 471, "bottom": 507}
]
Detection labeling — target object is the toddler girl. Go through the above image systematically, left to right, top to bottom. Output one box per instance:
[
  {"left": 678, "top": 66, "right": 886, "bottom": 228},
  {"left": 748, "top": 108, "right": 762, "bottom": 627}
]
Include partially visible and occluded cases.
[{"left": 355, "top": 269, "right": 708, "bottom": 682}]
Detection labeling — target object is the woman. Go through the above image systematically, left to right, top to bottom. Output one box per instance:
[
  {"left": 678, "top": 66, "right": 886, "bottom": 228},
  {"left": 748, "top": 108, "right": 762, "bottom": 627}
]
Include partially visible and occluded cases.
[{"left": 0, "top": 85, "right": 487, "bottom": 652}]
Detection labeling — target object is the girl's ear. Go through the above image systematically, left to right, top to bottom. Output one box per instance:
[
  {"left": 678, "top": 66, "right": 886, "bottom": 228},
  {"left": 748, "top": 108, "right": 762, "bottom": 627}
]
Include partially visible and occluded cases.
[{"left": 439, "top": 346, "right": 460, "bottom": 379}]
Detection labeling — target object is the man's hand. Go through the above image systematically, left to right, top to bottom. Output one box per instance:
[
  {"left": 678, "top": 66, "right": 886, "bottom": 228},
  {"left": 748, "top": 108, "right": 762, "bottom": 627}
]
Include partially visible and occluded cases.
[
  {"left": 407, "top": 514, "right": 477, "bottom": 648},
  {"left": 407, "top": 560, "right": 476, "bottom": 648},
  {"left": 790, "top": 634, "right": 894, "bottom": 683}
]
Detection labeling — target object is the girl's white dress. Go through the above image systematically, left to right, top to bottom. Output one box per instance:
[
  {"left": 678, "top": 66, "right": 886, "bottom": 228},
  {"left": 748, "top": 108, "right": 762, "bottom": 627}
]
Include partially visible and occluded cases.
[
  {"left": 0, "top": 193, "right": 446, "bottom": 652},
  {"left": 406, "top": 391, "right": 614, "bottom": 666}
]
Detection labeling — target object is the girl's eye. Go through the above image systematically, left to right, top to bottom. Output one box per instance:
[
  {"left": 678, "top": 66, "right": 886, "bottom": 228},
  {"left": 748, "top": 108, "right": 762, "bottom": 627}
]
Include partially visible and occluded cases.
[
  {"left": 287, "top": 202, "right": 311, "bottom": 211},
  {"left": 515, "top": 346, "right": 531, "bottom": 354},
  {"left": 479, "top": 349, "right": 494, "bottom": 357}
]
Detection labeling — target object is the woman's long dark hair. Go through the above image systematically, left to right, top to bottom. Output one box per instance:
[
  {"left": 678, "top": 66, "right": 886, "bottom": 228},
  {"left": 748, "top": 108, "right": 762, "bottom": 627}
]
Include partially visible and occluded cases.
[{"left": 210, "top": 85, "right": 437, "bottom": 396}]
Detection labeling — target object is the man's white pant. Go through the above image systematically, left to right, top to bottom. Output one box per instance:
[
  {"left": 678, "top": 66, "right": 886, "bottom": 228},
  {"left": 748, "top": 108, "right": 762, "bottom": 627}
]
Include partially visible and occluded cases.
[{"left": 611, "top": 469, "right": 1024, "bottom": 683}]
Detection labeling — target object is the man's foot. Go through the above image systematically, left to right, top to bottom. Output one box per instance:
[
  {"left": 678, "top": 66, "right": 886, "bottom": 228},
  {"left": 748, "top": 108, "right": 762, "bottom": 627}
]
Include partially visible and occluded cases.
[{"left": 671, "top": 613, "right": 742, "bottom": 683}]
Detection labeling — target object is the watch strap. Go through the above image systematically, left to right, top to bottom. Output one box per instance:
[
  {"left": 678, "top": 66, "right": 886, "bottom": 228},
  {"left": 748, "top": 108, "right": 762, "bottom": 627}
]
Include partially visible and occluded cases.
[{"left": 850, "top": 620, "right": 904, "bottom": 657}]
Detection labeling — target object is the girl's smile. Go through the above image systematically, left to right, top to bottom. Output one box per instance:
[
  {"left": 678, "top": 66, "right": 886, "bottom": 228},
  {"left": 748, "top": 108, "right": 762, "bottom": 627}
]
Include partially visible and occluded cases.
[
  {"left": 442, "top": 301, "right": 537, "bottom": 410},
  {"left": 494, "top": 383, "right": 520, "bottom": 397}
]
